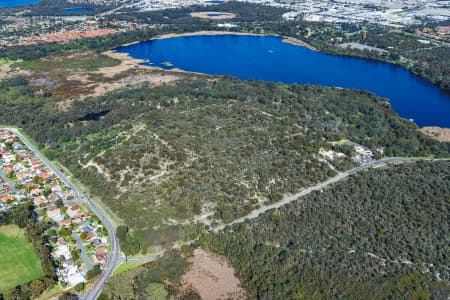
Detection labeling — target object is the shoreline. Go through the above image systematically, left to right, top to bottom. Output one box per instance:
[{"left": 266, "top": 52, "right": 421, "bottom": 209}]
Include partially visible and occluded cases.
[
  {"left": 149, "top": 31, "right": 317, "bottom": 51},
  {"left": 281, "top": 36, "right": 317, "bottom": 51},
  {"left": 101, "top": 50, "right": 213, "bottom": 78},
  {"left": 419, "top": 126, "right": 450, "bottom": 142}
]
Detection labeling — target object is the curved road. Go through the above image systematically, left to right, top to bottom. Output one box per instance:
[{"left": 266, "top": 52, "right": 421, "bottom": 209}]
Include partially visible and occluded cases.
[
  {"left": 4, "top": 127, "right": 438, "bottom": 299},
  {"left": 4, "top": 128, "right": 120, "bottom": 300}
]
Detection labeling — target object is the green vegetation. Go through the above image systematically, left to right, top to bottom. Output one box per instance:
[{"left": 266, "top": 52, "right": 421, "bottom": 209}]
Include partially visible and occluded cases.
[
  {"left": 1, "top": 2, "right": 447, "bottom": 89},
  {"left": 16, "top": 51, "right": 120, "bottom": 73},
  {"left": 0, "top": 75, "right": 448, "bottom": 252},
  {"left": 202, "top": 161, "right": 450, "bottom": 299},
  {"left": 0, "top": 203, "right": 57, "bottom": 299},
  {"left": 0, "top": 225, "right": 44, "bottom": 293},
  {"left": 101, "top": 251, "right": 193, "bottom": 300},
  {"left": 114, "top": 261, "right": 151, "bottom": 276}
]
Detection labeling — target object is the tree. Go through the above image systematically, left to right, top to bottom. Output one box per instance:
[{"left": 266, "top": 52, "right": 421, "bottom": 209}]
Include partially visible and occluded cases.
[
  {"left": 86, "top": 264, "right": 101, "bottom": 280},
  {"left": 29, "top": 280, "right": 46, "bottom": 297},
  {"left": 146, "top": 282, "right": 168, "bottom": 300}
]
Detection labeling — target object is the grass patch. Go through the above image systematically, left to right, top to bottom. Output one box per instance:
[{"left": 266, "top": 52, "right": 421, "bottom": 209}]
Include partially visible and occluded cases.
[
  {"left": 16, "top": 51, "right": 120, "bottom": 73},
  {"left": 0, "top": 225, "right": 44, "bottom": 293},
  {"left": 114, "top": 261, "right": 150, "bottom": 276},
  {"left": 36, "top": 284, "right": 64, "bottom": 300}
]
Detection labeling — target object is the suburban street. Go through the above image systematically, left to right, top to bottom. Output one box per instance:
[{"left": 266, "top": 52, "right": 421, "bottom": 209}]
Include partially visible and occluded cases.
[
  {"left": 3, "top": 127, "right": 441, "bottom": 299},
  {"left": 3, "top": 128, "right": 120, "bottom": 300},
  {"left": 72, "top": 232, "right": 93, "bottom": 272}
]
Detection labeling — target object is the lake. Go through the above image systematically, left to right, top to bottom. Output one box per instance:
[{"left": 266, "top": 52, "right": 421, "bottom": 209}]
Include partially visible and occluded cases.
[
  {"left": 0, "top": 0, "right": 38, "bottom": 7},
  {"left": 63, "top": 7, "right": 93, "bottom": 13},
  {"left": 116, "top": 34, "right": 450, "bottom": 127}
]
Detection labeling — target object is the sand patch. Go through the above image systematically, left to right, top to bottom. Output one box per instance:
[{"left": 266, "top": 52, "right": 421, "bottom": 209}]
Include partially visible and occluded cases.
[
  {"left": 190, "top": 12, "right": 236, "bottom": 20},
  {"left": 282, "top": 36, "right": 317, "bottom": 51},
  {"left": 98, "top": 51, "right": 148, "bottom": 78},
  {"left": 0, "top": 64, "right": 29, "bottom": 81},
  {"left": 79, "top": 71, "right": 180, "bottom": 100},
  {"left": 419, "top": 126, "right": 450, "bottom": 142},
  {"left": 180, "top": 249, "right": 249, "bottom": 300}
]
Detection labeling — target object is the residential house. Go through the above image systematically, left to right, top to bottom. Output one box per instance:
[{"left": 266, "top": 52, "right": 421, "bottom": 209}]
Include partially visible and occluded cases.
[
  {"left": 67, "top": 205, "right": 80, "bottom": 218},
  {"left": 47, "top": 208, "right": 64, "bottom": 222}
]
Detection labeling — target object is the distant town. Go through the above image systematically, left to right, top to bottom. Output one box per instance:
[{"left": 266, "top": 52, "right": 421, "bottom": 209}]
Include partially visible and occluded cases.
[{"left": 0, "top": 0, "right": 449, "bottom": 46}]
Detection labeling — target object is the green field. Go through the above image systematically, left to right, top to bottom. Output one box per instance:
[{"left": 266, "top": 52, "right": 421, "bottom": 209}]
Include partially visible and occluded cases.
[{"left": 0, "top": 225, "right": 44, "bottom": 293}]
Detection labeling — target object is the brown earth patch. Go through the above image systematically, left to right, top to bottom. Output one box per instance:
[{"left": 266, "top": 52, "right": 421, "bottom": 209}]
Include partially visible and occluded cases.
[
  {"left": 98, "top": 51, "right": 149, "bottom": 78},
  {"left": 78, "top": 71, "right": 181, "bottom": 100},
  {"left": 419, "top": 126, "right": 450, "bottom": 142},
  {"left": 180, "top": 249, "right": 250, "bottom": 300}
]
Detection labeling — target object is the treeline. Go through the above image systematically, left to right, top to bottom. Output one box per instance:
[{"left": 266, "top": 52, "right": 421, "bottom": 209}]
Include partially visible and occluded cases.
[
  {"left": 0, "top": 0, "right": 110, "bottom": 16},
  {"left": 1, "top": 1, "right": 448, "bottom": 90},
  {"left": 114, "top": 1, "right": 288, "bottom": 24},
  {"left": 0, "top": 28, "right": 162, "bottom": 61},
  {"left": 1, "top": 76, "right": 449, "bottom": 252},
  {"left": 202, "top": 161, "right": 450, "bottom": 299},
  {"left": 0, "top": 203, "right": 57, "bottom": 300},
  {"left": 100, "top": 249, "right": 198, "bottom": 300}
]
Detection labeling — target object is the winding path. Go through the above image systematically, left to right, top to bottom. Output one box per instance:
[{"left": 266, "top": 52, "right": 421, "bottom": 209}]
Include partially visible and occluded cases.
[
  {"left": 3, "top": 127, "right": 442, "bottom": 299},
  {"left": 214, "top": 157, "right": 420, "bottom": 231}
]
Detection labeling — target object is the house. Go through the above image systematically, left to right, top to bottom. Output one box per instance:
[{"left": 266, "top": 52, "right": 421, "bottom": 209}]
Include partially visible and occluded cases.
[
  {"left": 3, "top": 154, "right": 16, "bottom": 163},
  {"left": 3, "top": 164, "right": 14, "bottom": 172},
  {"left": 39, "top": 172, "right": 53, "bottom": 180},
  {"left": 30, "top": 188, "right": 43, "bottom": 196},
  {"left": 48, "top": 193, "right": 59, "bottom": 202},
  {"left": 1, "top": 195, "right": 13, "bottom": 204},
  {"left": 33, "top": 196, "right": 47, "bottom": 207},
  {"left": 67, "top": 205, "right": 81, "bottom": 218},
  {"left": 47, "top": 208, "right": 64, "bottom": 222},
  {"left": 72, "top": 216, "right": 82, "bottom": 224},
  {"left": 60, "top": 218, "right": 72, "bottom": 227},
  {"left": 86, "top": 231, "right": 97, "bottom": 241},
  {"left": 91, "top": 238, "right": 103, "bottom": 247},
  {"left": 54, "top": 241, "right": 71, "bottom": 260},
  {"left": 95, "top": 247, "right": 108, "bottom": 265},
  {"left": 60, "top": 265, "right": 84, "bottom": 286}
]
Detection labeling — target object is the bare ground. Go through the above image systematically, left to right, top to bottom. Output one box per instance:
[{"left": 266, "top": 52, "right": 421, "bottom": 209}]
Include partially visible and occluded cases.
[
  {"left": 97, "top": 51, "right": 148, "bottom": 78},
  {"left": 0, "top": 63, "right": 29, "bottom": 81},
  {"left": 419, "top": 127, "right": 450, "bottom": 142},
  {"left": 180, "top": 249, "right": 249, "bottom": 300}
]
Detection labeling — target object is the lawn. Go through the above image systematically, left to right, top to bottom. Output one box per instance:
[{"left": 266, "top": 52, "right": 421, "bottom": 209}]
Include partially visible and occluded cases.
[{"left": 0, "top": 225, "right": 44, "bottom": 293}]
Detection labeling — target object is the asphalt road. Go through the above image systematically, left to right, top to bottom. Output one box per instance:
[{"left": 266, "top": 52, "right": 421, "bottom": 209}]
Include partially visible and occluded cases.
[
  {"left": 4, "top": 127, "right": 436, "bottom": 299},
  {"left": 4, "top": 128, "right": 120, "bottom": 300},
  {"left": 72, "top": 232, "right": 93, "bottom": 271}
]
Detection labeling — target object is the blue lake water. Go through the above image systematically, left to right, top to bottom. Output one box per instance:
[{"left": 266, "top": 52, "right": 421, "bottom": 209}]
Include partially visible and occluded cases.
[
  {"left": 0, "top": 0, "right": 38, "bottom": 7},
  {"left": 63, "top": 7, "right": 93, "bottom": 13},
  {"left": 207, "top": 13, "right": 225, "bottom": 17},
  {"left": 116, "top": 35, "right": 450, "bottom": 127}
]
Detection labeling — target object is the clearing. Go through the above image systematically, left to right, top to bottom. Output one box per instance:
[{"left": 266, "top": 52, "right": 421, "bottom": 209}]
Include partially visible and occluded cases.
[
  {"left": 419, "top": 126, "right": 450, "bottom": 142},
  {"left": 0, "top": 225, "right": 44, "bottom": 292},
  {"left": 180, "top": 248, "right": 249, "bottom": 300}
]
